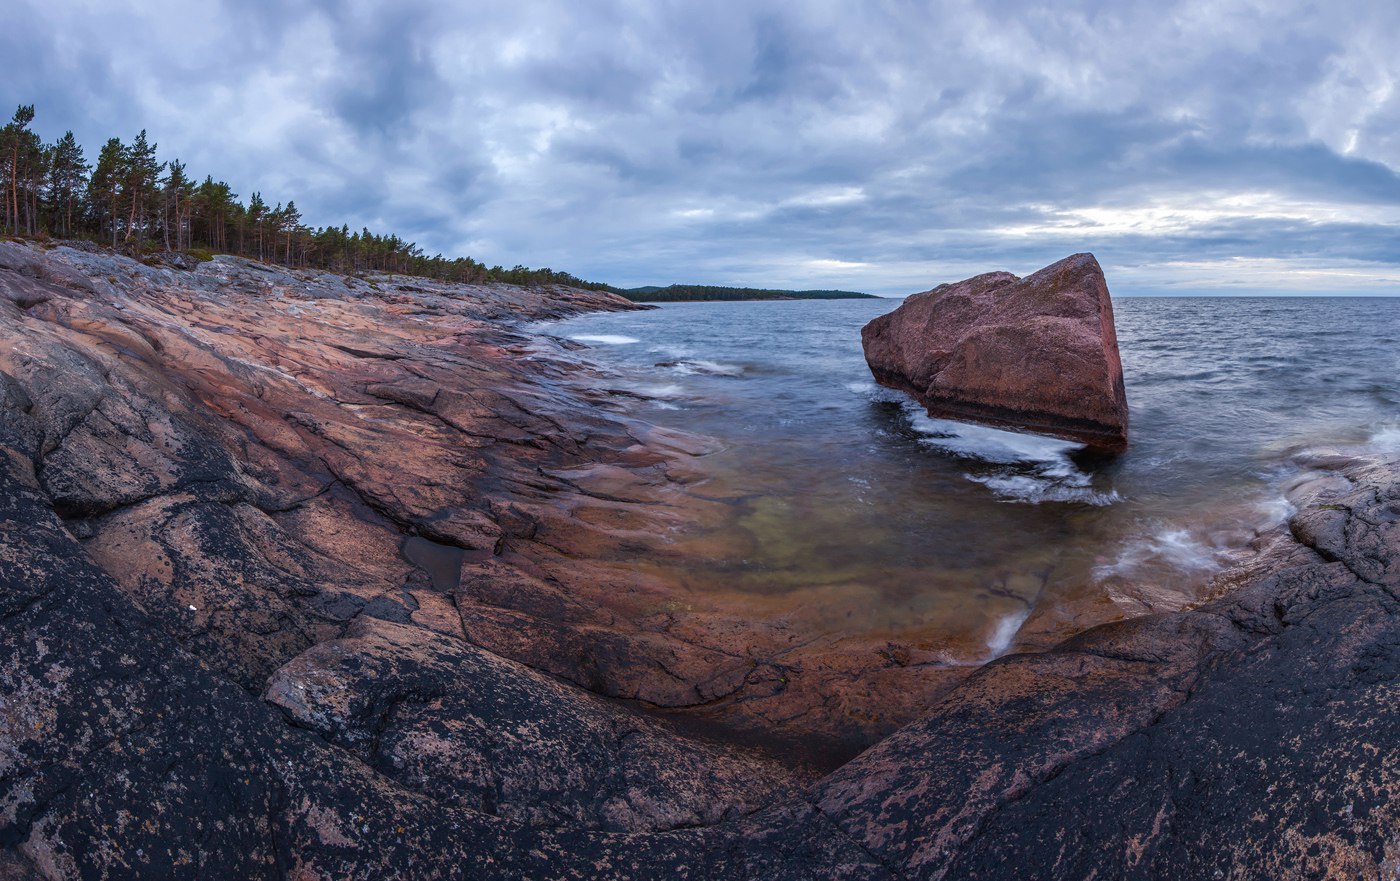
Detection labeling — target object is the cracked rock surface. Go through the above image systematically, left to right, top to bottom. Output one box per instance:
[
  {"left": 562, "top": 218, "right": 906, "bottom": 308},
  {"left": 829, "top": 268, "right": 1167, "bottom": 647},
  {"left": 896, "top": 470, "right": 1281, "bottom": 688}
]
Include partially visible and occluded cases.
[{"left": 1, "top": 240, "right": 1398, "bottom": 879}]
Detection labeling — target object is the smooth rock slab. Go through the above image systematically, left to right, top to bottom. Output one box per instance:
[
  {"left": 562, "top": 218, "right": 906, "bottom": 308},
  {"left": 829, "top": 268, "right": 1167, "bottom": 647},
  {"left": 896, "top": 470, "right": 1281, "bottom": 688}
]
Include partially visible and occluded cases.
[
  {"left": 861, "top": 253, "right": 1129, "bottom": 451},
  {"left": 264, "top": 616, "right": 797, "bottom": 833}
]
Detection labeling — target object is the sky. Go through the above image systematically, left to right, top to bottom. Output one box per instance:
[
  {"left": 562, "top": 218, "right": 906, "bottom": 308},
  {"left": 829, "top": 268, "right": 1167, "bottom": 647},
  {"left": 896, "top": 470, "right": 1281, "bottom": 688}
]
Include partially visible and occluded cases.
[{"left": 5, "top": 0, "right": 1400, "bottom": 295}]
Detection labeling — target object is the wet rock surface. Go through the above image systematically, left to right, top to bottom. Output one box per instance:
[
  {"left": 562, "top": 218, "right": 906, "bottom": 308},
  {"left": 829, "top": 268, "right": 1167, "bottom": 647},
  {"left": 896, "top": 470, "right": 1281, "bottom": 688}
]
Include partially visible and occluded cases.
[
  {"left": 1, "top": 240, "right": 1398, "bottom": 878},
  {"left": 862, "top": 253, "right": 1130, "bottom": 451}
]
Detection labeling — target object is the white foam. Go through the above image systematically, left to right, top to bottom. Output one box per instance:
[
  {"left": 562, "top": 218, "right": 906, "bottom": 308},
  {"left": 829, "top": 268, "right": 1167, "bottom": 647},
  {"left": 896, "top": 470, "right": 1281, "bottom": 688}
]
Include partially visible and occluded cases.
[
  {"left": 570, "top": 334, "right": 640, "bottom": 345},
  {"left": 667, "top": 359, "right": 745, "bottom": 377},
  {"left": 846, "top": 380, "right": 922, "bottom": 404},
  {"left": 633, "top": 383, "right": 685, "bottom": 400},
  {"left": 902, "top": 410, "right": 1118, "bottom": 504},
  {"left": 910, "top": 413, "right": 1082, "bottom": 466},
  {"left": 1369, "top": 421, "right": 1400, "bottom": 452},
  {"left": 967, "top": 472, "right": 1122, "bottom": 506},
  {"left": 1251, "top": 495, "right": 1297, "bottom": 532},
  {"left": 1094, "top": 527, "right": 1225, "bottom": 580},
  {"left": 985, "top": 607, "right": 1031, "bottom": 658}
]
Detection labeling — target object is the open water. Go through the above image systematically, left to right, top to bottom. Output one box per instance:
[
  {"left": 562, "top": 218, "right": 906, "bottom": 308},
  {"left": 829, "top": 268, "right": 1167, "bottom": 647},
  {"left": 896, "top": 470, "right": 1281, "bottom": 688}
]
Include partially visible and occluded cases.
[{"left": 546, "top": 297, "right": 1400, "bottom": 658}]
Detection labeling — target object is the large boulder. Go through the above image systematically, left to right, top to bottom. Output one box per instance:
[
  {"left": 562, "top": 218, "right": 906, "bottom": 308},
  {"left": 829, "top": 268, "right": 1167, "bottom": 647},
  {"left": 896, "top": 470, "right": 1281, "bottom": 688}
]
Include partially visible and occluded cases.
[{"left": 861, "top": 253, "right": 1129, "bottom": 451}]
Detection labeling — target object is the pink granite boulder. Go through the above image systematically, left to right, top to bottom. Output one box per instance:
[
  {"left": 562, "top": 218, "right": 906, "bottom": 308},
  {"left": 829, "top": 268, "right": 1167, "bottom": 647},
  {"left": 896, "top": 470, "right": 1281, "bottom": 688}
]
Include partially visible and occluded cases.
[{"left": 861, "top": 253, "right": 1129, "bottom": 451}]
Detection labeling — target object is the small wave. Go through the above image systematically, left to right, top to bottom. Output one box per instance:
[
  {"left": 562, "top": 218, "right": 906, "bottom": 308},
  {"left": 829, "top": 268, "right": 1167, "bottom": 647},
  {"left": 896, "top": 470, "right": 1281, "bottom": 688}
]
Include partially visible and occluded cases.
[
  {"left": 570, "top": 334, "right": 640, "bottom": 345},
  {"left": 648, "top": 343, "right": 695, "bottom": 358},
  {"left": 657, "top": 359, "right": 745, "bottom": 377},
  {"left": 847, "top": 381, "right": 908, "bottom": 404},
  {"left": 633, "top": 383, "right": 685, "bottom": 400},
  {"left": 844, "top": 389, "right": 1115, "bottom": 504},
  {"left": 906, "top": 412, "right": 1118, "bottom": 505},
  {"left": 909, "top": 413, "right": 1082, "bottom": 467},
  {"left": 1370, "top": 422, "right": 1400, "bottom": 452},
  {"left": 966, "top": 472, "right": 1122, "bottom": 506},
  {"left": 1096, "top": 486, "right": 1298, "bottom": 585},
  {"left": 1252, "top": 494, "right": 1297, "bottom": 531},
  {"left": 1095, "top": 528, "right": 1225, "bottom": 580}
]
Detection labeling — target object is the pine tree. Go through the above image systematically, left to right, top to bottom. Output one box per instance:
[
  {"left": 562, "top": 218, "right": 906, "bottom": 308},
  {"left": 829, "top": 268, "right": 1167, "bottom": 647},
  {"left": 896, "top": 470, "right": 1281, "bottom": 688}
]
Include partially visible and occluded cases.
[
  {"left": 2, "top": 106, "right": 38, "bottom": 234},
  {"left": 19, "top": 126, "right": 46, "bottom": 235},
  {"left": 123, "top": 130, "right": 163, "bottom": 246},
  {"left": 48, "top": 132, "right": 88, "bottom": 238},
  {"left": 90, "top": 138, "right": 127, "bottom": 247},
  {"left": 162, "top": 159, "right": 192, "bottom": 250},
  {"left": 193, "top": 177, "right": 237, "bottom": 251},
  {"left": 247, "top": 192, "right": 267, "bottom": 260},
  {"left": 281, "top": 200, "right": 301, "bottom": 265}
]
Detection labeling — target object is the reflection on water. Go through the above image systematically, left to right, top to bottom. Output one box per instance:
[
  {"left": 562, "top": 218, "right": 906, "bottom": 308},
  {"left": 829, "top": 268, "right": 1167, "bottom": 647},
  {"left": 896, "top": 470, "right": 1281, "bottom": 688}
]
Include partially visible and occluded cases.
[{"left": 545, "top": 297, "right": 1400, "bottom": 658}]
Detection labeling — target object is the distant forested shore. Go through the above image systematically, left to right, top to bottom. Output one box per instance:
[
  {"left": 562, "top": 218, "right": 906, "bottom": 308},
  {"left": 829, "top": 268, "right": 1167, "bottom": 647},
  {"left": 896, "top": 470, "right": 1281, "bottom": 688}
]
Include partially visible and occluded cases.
[
  {"left": 0, "top": 104, "right": 606, "bottom": 289},
  {"left": 613, "top": 284, "right": 876, "bottom": 302}
]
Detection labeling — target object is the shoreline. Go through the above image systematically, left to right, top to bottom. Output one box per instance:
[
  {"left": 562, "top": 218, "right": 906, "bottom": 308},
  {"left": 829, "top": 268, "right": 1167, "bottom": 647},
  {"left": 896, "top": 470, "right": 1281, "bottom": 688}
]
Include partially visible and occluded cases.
[{"left": 1, "top": 239, "right": 1397, "bottom": 878}]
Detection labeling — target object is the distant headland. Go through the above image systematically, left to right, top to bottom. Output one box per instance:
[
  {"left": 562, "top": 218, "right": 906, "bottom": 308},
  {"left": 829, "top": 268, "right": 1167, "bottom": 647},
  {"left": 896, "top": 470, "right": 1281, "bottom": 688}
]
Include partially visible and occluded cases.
[{"left": 612, "top": 283, "right": 878, "bottom": 302}]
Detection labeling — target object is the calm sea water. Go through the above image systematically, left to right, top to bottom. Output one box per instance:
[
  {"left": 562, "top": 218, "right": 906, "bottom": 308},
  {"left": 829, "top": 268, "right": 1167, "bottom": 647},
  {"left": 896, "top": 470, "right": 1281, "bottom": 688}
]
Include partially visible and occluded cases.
[{"left": 544, "top": 298, "right": 1400, "bottom": 658}]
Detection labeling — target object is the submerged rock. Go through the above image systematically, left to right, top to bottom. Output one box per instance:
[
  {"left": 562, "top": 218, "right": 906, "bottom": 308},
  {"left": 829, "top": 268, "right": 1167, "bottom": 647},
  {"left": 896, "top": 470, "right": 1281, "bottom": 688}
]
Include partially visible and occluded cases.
[{"left": 861, "top": 253, "right": 1129, "bottom": 451}]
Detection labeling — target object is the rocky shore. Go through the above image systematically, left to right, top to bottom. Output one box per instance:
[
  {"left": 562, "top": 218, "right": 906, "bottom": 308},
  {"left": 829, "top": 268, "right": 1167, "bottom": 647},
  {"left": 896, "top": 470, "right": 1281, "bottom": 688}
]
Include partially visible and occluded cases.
[{"left": 1, "top": 240, "right": 1397, "bottom": 879}]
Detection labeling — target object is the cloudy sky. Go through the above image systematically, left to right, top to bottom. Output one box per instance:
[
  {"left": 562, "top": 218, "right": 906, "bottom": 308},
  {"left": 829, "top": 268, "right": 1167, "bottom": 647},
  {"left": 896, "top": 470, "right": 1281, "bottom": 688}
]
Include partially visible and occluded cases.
[{"left": 6, "top": 0, "right": 1400, "bottom": 294}]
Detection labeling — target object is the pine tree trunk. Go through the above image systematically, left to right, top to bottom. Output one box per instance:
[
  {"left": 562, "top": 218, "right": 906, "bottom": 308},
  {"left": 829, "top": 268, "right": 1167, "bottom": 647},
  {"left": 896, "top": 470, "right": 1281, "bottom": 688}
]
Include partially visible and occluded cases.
[{"left": 8, "top": 147, "right": 16, "bottom": 235}]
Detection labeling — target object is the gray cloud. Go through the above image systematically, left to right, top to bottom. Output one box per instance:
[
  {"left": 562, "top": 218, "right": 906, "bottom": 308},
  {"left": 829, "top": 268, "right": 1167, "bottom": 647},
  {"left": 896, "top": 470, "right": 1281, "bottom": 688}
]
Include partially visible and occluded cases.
[{"left": 5, "top": 0, "right": 1400, "bottom": 293}]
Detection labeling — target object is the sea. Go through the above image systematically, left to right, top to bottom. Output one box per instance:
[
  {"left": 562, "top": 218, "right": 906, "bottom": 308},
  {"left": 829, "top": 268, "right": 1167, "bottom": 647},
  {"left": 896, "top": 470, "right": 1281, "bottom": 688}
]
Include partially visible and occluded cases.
[{"left": 543, "top": 297, "right": 1400, "bottom": 660}]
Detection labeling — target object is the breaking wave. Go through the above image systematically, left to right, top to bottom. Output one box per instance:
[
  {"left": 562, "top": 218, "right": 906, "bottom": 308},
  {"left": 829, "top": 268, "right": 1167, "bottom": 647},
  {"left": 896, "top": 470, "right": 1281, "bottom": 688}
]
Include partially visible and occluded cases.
[{"left": 570, "top": 334, "right": 640, "bottom": 345}]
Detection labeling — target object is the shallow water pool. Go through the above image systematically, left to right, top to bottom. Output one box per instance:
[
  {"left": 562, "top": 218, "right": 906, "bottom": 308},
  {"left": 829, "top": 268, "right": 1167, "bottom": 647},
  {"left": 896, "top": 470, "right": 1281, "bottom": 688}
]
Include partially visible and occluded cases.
[{"left": 544, "top": 297, "right": 1400, "bottom": 657}]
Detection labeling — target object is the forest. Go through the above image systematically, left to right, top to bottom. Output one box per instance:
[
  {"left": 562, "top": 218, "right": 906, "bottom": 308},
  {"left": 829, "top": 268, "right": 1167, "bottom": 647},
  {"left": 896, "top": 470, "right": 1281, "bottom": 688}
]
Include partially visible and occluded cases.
[
  {"left": 0, "top": 104, "right": 607, "bottom": 289},
  {"left": 618, "top": 284, "right": 876, "bottom": 302}
]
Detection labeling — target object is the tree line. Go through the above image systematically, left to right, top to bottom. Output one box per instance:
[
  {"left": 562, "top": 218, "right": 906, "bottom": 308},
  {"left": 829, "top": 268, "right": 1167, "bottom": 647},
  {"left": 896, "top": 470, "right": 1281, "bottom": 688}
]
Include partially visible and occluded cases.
[
  {"left": 0, "top": 104, "right": 607, "bottom": 289},
  {"left": 618, "top": 284, "right": 876, "bottom": 302}
]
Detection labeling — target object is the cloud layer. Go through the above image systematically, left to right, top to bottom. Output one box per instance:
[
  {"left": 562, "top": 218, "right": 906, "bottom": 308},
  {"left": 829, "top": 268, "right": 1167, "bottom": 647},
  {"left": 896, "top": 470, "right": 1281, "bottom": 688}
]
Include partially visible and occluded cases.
[{"left": 7, "top": 0, "right": 1400, "bottom": 293}]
